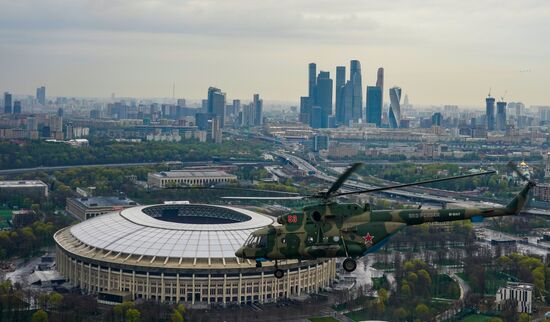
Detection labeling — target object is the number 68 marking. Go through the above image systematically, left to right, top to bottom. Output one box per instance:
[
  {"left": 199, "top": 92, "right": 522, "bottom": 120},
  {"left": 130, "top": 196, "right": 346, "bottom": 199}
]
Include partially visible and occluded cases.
[{"left": 287, "top": 215, "right": 298, "bottom": 223}]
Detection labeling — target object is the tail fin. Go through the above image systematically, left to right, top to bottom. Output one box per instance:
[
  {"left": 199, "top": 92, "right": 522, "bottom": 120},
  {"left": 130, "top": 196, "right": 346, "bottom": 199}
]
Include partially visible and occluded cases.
[{"left": 506, "top": 182, "right": 535, "bottom": 215}]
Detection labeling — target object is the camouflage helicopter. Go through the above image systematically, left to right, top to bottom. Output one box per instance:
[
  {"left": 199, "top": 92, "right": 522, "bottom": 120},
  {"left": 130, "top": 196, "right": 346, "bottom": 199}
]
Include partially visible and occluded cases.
[{"left": 231, "top": 162, "right": 535, "bottom": 279}]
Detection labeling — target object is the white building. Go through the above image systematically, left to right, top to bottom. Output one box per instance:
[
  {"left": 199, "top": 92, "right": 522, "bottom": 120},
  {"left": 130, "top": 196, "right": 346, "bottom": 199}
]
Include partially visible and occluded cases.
[
  {"left": 148, "top": 170, "right": 237, "bottom": 188},
  {"left": 496, "top": 282, "right": 533, "bottom": 314}
]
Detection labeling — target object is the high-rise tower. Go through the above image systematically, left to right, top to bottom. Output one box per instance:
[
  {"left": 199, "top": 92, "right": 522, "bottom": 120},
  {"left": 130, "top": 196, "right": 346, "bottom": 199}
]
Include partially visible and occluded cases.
[
  {"left": 350, "top": 60, "right": 363, "bottom": 122},
  {"left": 308, "top": 63, "right": 317, "bottom": 99},
  {"left": 335, "top": 66, "right": 346, "bottom": 125},
  {"left": 376, "top": 68, "right": 384, "bottom": 103},
  {"left": 315, "top": 71, "right": 333, "bottom": 128},
  {"left": 36, "top": 86, "right": 46, "bottom": 105},
  {"left": 366, "top": 86, "right": 382, "bottom": 127},
  {"left": 207, "top": 87, "right": 226, "bottom": 128},
  {"left": 388, "top": 87, "right": 402, "bottom": 128},
  {"left": 3, "top": 92, "right": 12, "bottom": 114},
  {"left": 253, "top": 94, "right": 263, "bottom": 126},
  {"left": 486, "top": 96, "right": 496, "bottom": 131},
  {"left": 496, "top": 101, "right": 507, "bottom": 131}
]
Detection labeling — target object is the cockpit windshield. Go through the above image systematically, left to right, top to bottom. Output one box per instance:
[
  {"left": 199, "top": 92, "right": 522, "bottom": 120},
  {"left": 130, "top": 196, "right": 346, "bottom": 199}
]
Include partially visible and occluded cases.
[{"left": 245, "top": 234, "right": 267, "bottom": 248}]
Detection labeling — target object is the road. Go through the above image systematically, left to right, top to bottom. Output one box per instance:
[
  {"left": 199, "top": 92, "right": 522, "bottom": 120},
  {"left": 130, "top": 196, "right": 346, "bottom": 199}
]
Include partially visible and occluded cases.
[{"left": 277, "top": 151, "right": 550, "bottom": 218}]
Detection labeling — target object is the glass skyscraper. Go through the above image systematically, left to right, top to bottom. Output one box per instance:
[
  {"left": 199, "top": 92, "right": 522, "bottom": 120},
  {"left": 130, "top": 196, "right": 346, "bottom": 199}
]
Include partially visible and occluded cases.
[
  {"left": 366, "top": 86, "right": 382, "bottom": 127},
  {"left": 389, "top": 87, "right": 402, "bottom": 128},
  {"left": 486, "top": 96, "right": 496, "bottom": 131}
]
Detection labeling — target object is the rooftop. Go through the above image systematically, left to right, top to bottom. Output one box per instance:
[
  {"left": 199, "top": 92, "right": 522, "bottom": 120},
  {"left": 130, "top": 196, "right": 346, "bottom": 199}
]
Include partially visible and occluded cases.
[
  {"left": 150, "top": 170, "right": 236, "bottom": 178},
  {"left": 0, "top": 180, "right": 47, "bottom": 188},
  {"left": 71, "top": 196, "right": 137, "bottom": 208}
]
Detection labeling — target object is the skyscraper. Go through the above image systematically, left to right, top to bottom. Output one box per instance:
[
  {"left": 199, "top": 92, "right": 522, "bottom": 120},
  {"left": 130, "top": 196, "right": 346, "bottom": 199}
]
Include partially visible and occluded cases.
[
  {"left": 350, "top": 60, "right": 363, "bottom": 122},
  {"left": 308, "top": 63, "right": 317, "bottom": 99},
  {"left": 335, "top": 66, "right": 346, "bottom": 125},
  {"left": 376, "top": 67, "right": 384, "bottom": 102},
  {"left": 315, "top": 71, "right": 333, "bottom": 128},
  {"left": 342, "top": 82, "right": 354, "bottom": 126},
  {"left": 36, "top": 86, "right": 46, "bottom": 105},
  {"left": 366, "top": 86, "right": 382, "bottom": 127},
  {"left": 207, "top": 87, "right": 226, "bottom": 128},
  {"left": 388, "top": 87, "right": 402, "bottom": 128},
  {"left": 4, "top": 92, "right": 12, "bottom": 114},
  {"left": 253, "top": 94, "right": 263, "bottom": 126},
  {"left": 300, "top": 96, "right": 312, "bottom": 125},
  {"left": 486, "top": 96, "right": 496, "bottom": 131},
  {"left": 13, "top": 100, "right": 21, "bottom": 114},
  {"left": 496, "top": 101, "right": 507, "bottom": 131},
  {"left": 432, "top": 112, "right": 443, "bottom": 127}
]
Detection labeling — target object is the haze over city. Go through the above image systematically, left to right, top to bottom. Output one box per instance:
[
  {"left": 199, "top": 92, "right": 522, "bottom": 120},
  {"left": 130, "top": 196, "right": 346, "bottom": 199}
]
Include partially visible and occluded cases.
[{"left": 1, "top": 0, "right": 549, "bottom": 105}]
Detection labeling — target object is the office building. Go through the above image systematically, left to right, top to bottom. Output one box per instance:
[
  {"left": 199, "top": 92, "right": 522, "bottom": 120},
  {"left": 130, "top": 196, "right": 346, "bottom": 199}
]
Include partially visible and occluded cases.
[
  {"left": 350, "top": 60, "right": 363, "bottom": 122},
  {"left": 308, "top": 63, "right": 317, "bottom": 99},
  {"left": 335, "top": 66, "right": 346, "bottom": 125},
  {"left": 376, "top": 67, "right": 384, "bottom": 110},
  {"left": 315, "top": 71, "right": 333, "bottom": 128},
  {"left": 342, "top": 81, "right": 354, "bottom": 126},
  {"left": 36, "top": 86, "right": 46, "bottom": 105},
  {"left": 366, "top": 86, "right": 382, "bottom": 127},
  {"left": 207, "top": 87, "right": 226, "bottom": 127},
  {"left": 389, "top": 87, "right": 402, "bottom": 128},
  {"left": 4, "top": 92, "right": 12, "bottom": 114},
  {"left": 253, "top": 94, "right": 263, "bottom": 126},
  {"left": 299, "top": 96, "right": 312, "bottom": 125},
  {"left": 486, "top": 96, "right": 496, "bottom": 131},
  {"left": 13, "top": 101, "right": 21, "bottom": 114},
  {"left": 496, "top": 101, "right": 507, "bottom": 131},
  {"left": 240, "top": 103, "right": 255, "bottom": 127},
  {"left": 310, "top": 106, "right": 323, "bottom": 128},
  {"left": 432, "top": 112, "right": 443, "bottom": 127},
  {"left": 312, "top": 135, "right": 330, "bottom": 152},
  {"left": 148, "top": 170, "right": 237, "bottom": 188},
  {"left": 0, "top": 180, "right": 48, "bottom": 200},
  {"left": 66, "top": 196, "right": 138, "bottom": 221},
  {"left": 54, "top": 204, "right": 335, "bottom": 305},
  {"left": 496, "top": 282, "right": 533, "bottom": 314}
]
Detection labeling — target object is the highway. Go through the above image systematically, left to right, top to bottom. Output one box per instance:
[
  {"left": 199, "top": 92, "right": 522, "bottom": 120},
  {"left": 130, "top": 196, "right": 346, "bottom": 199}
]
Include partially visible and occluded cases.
[{"left": 275, "top": 151, "right": 550, "bottom": 218}]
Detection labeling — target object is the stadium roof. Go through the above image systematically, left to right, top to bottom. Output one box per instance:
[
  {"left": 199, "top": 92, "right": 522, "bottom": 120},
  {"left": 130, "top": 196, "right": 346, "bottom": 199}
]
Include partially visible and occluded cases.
[{"left": 69, "top": 204, "right": 273, "bottom": 259}]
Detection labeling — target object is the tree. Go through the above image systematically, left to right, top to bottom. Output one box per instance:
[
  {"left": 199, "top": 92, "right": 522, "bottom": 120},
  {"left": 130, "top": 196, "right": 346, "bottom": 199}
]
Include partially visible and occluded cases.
[
  {"left": 378, "top": 288, "right": 389, "bottom": 303},
  {"left": 415, "top": 303, "right": 430, "bottom": 321},
  {"left": 126, "top": 308, "right": 141, "bottom": 322},
  {"left": 32, "top": 309, "right": 49, "bottom": 322},
  {"left": 171, "top": 310, "right": 184, "bottom": 322},
  {"left": 518, "top": 313, "right": 531, "bottom": 322},
  {"left": 488, "top": 318, "right": 503, "bottom": 322}
]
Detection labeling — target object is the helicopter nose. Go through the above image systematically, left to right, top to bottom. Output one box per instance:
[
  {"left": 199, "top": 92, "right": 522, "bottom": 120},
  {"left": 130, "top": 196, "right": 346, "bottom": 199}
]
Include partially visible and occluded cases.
[{"left": 235, "top": 247, "right": 245, "bottom": 258}]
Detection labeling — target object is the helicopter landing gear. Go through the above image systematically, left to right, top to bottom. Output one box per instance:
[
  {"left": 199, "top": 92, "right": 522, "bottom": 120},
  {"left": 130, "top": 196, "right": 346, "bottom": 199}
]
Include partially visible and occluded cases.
[
  {"left": 343, "top": 258, "right": 357, "bottom": 272},
  {"left": 255, "top": 260, "right": 262, "bottom": 268},
  {"left": 274, "top": 260, "right": 285, "bottom": 279}
]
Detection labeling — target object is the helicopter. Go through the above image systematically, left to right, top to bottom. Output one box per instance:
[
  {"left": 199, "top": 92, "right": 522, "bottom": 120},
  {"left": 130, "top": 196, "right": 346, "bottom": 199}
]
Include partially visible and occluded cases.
[{"left": 231, "top": 162, "right": 535, "bottom": 279}]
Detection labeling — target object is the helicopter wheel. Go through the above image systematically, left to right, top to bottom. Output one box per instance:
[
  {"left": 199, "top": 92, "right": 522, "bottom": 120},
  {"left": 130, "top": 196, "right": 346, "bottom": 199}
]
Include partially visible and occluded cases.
[
  {"left": 343, "top": 258, "right": 357, "bottom": 272},
  {"left": 274, "top": 269, "right": 285, "bottom": 279}
]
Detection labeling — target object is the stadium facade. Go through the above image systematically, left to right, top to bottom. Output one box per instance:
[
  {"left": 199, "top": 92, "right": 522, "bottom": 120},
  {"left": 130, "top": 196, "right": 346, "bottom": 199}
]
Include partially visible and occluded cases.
[{"left": 54, "top": 204, "right": 336, "bottom": 305}]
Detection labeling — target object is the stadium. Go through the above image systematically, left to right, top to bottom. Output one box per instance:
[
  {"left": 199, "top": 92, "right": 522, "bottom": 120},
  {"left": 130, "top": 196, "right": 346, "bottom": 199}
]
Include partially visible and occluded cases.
[{"left": 54, "top": 203, "right": 336, "bottom": 305}]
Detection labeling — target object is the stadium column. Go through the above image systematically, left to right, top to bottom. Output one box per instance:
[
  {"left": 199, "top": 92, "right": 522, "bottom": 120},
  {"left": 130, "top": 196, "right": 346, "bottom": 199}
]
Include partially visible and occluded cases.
[
  {"left": 80, "top": 261, "right": 84, "bottom": 287},
  {"left": 316, "top": 263, "right": 319, "bottom": 292},
  {"left": 88, "top": 264, "right": 92, "bottom": 293},
  {"left": 97, "top": 266, "right": 101, "bottom": 293},
  {"left": 108, "top": 267, "right": 111, "bottom": 290},
  {"left": 297, "top": 268, "right": 301, "bottom": 296},
  {"left": 119, "top": 269, "right": 123, "bottom": 292},
  {"left": 286, "top": 269, "right": 290, "bottom": 297},
  {"left": 132, "top": 271, "right": 136, "bottom": 298},
  {"left": 260, "top": 271, "right": 264, "bottom": 303},
  {"left": 146, "top": 272, "right": 150, "bottom": 300},
  {"left": 161, "top": 273, "right": 165, "bottom": 302},
  {"left": 176, "top": 273, "right": 180, "bottom": 302},
  {"left": 238, "top": 273, "right": 242, "bottom": 303},
  {"left": 192, "top": 274, "right": 196, "bottom": 305},
  {"left": 207, "top": 274, "right": 211, "bottom": 305},
  {"left": 223, "top": 274, "right": 227, "bottom": 305}
]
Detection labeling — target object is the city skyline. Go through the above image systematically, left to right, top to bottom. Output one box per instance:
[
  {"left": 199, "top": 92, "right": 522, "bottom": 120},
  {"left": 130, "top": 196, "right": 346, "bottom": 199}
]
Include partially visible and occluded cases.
[{"left": 1, "top": 1, "right": 549, "bottom": 106}]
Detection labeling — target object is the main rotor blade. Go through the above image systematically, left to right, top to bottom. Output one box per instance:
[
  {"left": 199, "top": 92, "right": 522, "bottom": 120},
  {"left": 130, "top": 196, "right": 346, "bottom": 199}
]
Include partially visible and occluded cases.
[
  {"left": 325, "top": 162, "right": 363, "bottom": 197},
  {"left": 334, "top": 170, "right": 496, "bottom": 197},
  {"left": 221, "top": 196, "right": 306, "bottom": 200}
]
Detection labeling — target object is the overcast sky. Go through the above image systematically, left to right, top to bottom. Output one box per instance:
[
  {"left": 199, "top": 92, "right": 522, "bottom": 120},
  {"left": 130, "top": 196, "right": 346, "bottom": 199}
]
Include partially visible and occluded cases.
[{"left": 1, "top": 0, "right": 549, "bottom": 106}]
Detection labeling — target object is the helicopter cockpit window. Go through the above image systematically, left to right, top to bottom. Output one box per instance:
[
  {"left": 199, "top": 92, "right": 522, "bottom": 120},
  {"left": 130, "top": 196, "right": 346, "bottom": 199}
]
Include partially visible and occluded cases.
[
  {"left": 245, "top": 235, "right": 261, "bottom": 247},
  {"left": 258, "top": 235, "right": 267, "bottom": 247}
]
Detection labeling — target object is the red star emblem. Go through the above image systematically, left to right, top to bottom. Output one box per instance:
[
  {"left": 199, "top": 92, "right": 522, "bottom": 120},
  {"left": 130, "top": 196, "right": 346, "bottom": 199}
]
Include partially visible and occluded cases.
[{"left": 363, "top": 233, "right": 374, "bottom": 246}]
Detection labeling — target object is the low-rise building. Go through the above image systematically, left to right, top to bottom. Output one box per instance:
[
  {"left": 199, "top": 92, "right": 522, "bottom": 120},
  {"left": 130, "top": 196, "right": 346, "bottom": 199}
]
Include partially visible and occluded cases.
[
  {"left": 147, "top": 170, "right": 237, "bottom": 188},
  {"left": 0, "top": 180, "right": 48, "bottom": 200},
  {"left": 66, "top": 196, "right": 138, "bottom": 221},
  {"left": 496, "top": 282, "right": 533, "bottom": 314}
]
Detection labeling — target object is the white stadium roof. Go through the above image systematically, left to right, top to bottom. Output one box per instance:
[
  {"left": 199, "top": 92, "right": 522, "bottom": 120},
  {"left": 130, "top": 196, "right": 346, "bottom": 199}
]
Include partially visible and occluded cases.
[{"left": 69, "top": 204, "right": 273, "bottom": 260}]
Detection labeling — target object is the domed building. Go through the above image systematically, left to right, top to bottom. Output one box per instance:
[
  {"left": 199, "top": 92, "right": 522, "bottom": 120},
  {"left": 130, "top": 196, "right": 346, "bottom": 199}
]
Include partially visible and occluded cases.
[{"left": 54, "top": 204, "right": 336, "bottom": 305}]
